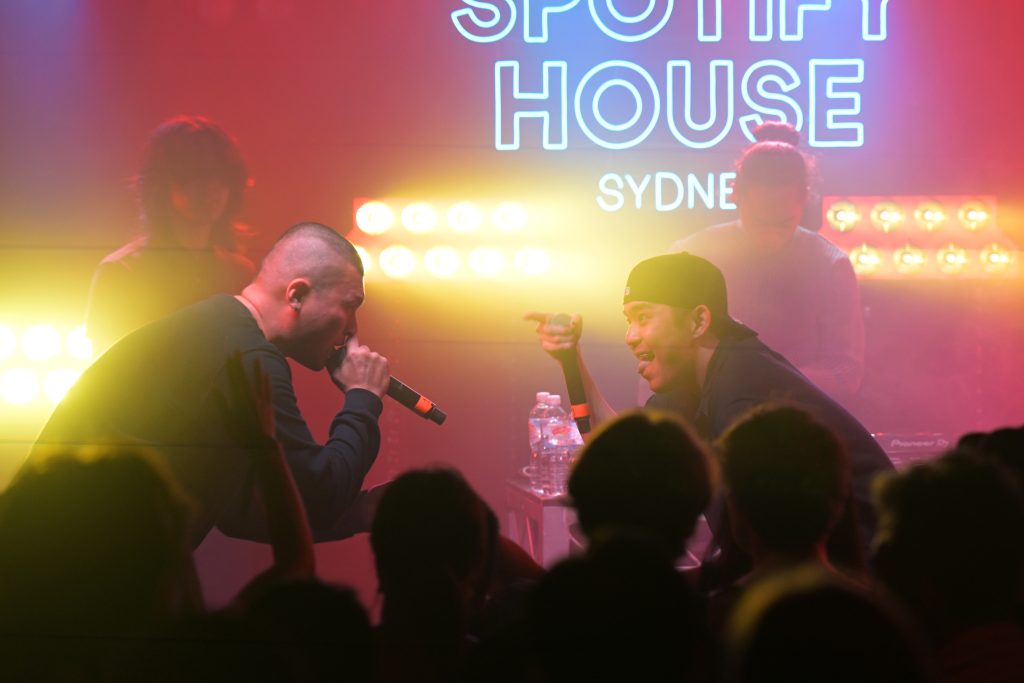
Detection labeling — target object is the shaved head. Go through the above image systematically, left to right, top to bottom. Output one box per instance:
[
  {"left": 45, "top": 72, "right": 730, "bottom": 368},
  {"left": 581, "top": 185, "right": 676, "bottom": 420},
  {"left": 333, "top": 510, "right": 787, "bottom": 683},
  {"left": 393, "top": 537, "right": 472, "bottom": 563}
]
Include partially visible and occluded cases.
[{"left": 257, "top": 222, "right": 363, "bottom": 291}]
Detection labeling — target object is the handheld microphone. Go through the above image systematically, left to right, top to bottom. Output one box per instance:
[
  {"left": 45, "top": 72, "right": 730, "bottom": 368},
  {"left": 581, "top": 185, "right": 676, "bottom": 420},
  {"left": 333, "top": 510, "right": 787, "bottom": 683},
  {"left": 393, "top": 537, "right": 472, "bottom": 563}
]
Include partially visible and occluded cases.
[
  {"left": 550, "top": 313, "right": 591, "bottom": 435},
  {"left": 328, "top": 348, "right": 447, "bottom": 426}
]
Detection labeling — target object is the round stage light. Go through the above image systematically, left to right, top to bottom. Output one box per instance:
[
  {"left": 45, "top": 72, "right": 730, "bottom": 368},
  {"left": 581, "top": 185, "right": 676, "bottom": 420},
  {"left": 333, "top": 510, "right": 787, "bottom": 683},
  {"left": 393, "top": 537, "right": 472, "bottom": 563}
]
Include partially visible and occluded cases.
[
  {"left": 355, "top": 200, "right": 394, "bottom": 235},
  {"left": 958, "top": 200, "right": 990, "bottom": 231},
  {"left": 826, "top": 201, "right": 860, "bottom": 232},
  {"left": 869, "top": 201, "right": 905, "bottom": 233},
  {"left": 913, "top": 201, "right": 947, "bottom": 232},
  {"left": 401, "top": 202, "right": 438, "bottom": 234},
  {"left": 447, "top": 202, "right": 483, "bottom": 234},
  {"left": 491, "top": 202, "right": 528, "bottom": 233},
  {"left": 981, "top": 243, "right": 1014, "bottom": 273},
  {"left": 353, "top": 244, "right": 373, "bottom": 273},
  {"left": 849, "top": 244, "right": 881, "bottom": 275},
  {"left": 937, "top": 244, "right": 968, "bottom": 274},
  {"left": 379, "top": 245, "right": 416, "bottom": 279},
  {"left": 893, "top": 245, "right": 926, "bottom": 274},
  {"left": 424, "top": 246, "right": 461, "bottom": 278},
  {"left": 469, "top": 247, "right": 505, "bottom": 277},
  {"left": 514, "top": 247, "right": 551, "bottom": 276},
  {"left": 0, "top": 324, "right": 15, "bottom": 360},
  {"left": 22, "top": 324, "right": 61, "bottom": 361},
  {"left": 65, "top": 324, "right": 93, "bottom": 361},
  {"left": 1, "top": 368, "right": 38, "bottom": 405},
  {"left": 44, "top": 368, "right": 81, "bottom": 403}
]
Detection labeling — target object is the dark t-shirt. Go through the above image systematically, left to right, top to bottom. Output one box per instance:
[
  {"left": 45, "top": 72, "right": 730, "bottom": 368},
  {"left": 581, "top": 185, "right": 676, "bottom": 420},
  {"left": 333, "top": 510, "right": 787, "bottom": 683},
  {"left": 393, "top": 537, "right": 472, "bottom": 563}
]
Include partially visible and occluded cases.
[
  {"left": 31, "top": 295, "right": 382, "bottom": 547},
  {"left": 647, "top": 326, "right": 892, "bottom": 541}
]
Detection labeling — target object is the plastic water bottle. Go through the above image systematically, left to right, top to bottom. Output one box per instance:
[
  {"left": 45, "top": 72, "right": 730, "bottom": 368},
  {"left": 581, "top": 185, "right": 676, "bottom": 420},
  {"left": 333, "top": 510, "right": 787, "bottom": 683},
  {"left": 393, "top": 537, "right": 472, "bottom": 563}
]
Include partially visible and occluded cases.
[
  {"left": 526, "top": 392, "right": 552, "bottom": 494},
  {"left": 541, "top": 394, "right": 583, "bottom": 497}
]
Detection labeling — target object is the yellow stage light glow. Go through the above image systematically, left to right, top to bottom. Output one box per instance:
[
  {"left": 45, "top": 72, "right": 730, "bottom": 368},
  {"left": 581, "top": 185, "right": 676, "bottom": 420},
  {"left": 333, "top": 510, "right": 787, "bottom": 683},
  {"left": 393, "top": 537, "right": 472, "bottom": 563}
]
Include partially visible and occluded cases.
[
  {"left": 355, "top": 201, "right": 394, "bottom": 235},
  {"left": 826, "top": 201, "right": 860, "bottom": 232},
  {"left": 869, "top": 201, "right": 905, "bottom": 233},
  {"left": 913, "top": 201, "right": 947, "bottom": 232},
  {"left": 958, "top": 201, "right": 990, "bottom": 231},
  {"left": 401, "top": 202, "right": 438, "bottom": 234},
  {"left": 447, "top": 202, "right": 484, "bottom": 234},
  {"left": 492, "top": 202, "right": 528, "bottom": 233},
  {"left": 849, "top": 244, "right": 881, "bottom": 275},
  {"left": 937, "top": 244, "right": 968, "bottom": 274},
  {"left": 980, "top": 244, "right": 1014, "bottom": 273},
  {"left": 353, "top": 245, "right": 373, "bottom": 273},
  {"left": 379, "top": 245, "right": 416, "bottom": 279},
  {"left": 893, "top": 245, "right": 926, "bottom": 274},
  {"left": 424, "top": 246, "right": 461, "bottom": 278},
  {"left": 469, "top": 247, "right": 505, "bottom": 277},
  {"left": 514, "top": 247, "right": 551, "bottom": 276},
  {"left": 0, "top": 324, "right": 16, "bottom": 360},
  {"left": 65, "top": 324, "right": 93, "bottom": 361},
  {"left": 22, "top": 325, "right": 61, "bottom": 361},
  {"left": 1, "top": 367, "right": 38, "bottom": 405},
  {"left": 44, "top": 368, "right": 81, "bottom": 403}
]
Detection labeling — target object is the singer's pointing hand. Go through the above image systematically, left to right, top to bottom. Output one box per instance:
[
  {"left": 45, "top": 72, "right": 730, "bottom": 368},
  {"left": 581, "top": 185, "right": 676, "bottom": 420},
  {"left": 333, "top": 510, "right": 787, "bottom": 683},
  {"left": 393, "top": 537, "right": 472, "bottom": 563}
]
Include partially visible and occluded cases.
[
  {"left": 523, "top": 311, "right": 582, "bottom": 363},
  {"left": 331, "top": 335, "right": 390, "bottom": 398}
]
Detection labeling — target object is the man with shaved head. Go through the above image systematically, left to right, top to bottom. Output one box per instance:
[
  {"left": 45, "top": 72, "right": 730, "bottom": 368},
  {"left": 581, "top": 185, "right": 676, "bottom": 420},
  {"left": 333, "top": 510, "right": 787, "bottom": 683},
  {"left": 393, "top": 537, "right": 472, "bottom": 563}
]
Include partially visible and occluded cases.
[{"left": 29, "top": 222, "right": 390, "bottom": 546}]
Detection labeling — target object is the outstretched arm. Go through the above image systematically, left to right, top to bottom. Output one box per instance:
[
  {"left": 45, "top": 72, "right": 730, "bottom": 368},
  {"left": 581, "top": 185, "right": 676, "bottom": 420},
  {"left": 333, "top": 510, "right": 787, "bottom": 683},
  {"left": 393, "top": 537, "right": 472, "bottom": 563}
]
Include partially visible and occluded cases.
[
  {"left": 523, "top": 312, "right": 617, "bottom": 429},
  {"left": 216, "top": 353, "right": 315, "bottom": 606}
]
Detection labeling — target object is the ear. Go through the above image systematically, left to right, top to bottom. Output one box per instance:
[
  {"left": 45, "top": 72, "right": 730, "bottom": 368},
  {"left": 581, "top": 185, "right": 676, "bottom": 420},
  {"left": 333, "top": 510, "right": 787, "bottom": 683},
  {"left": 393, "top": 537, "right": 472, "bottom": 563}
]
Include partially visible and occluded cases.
[
  {"left": 285, "top": 278, "right": 312, "bottom": 311},
  {"left": 690, "top": 304, "right": 713, "bottom": 338}
]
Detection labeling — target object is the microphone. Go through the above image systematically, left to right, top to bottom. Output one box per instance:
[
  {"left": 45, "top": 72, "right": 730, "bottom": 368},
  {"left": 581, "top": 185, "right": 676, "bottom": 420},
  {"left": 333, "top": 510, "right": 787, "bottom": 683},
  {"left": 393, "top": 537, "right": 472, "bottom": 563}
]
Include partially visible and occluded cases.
[
  {"left": 550, "top": 313, "right": 591, "bottom": 435},
  {"left": 328, "top": 348, "right": 447, "bottom": 425}
]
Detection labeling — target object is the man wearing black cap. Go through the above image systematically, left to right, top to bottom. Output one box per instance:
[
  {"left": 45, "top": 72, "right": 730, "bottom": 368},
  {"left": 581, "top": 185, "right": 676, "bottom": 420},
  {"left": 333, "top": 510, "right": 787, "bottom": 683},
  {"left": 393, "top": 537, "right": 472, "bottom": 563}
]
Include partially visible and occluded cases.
[{"left": 527, "top": 252, "right": 892, "bottom": 567}]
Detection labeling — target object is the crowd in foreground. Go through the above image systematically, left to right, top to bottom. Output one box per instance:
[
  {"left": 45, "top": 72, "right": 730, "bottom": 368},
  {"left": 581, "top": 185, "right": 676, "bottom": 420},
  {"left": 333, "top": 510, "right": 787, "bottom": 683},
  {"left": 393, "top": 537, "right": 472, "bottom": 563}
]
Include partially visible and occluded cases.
[{"left": 1, "top": 368, "right": 1021, "bottom": 681}]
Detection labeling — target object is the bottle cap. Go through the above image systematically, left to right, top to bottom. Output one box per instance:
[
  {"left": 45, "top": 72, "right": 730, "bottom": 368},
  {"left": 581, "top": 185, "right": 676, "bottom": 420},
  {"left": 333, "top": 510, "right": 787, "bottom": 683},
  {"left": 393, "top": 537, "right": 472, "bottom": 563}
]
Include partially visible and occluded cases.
[
  {"left": 535, "top": 391, "right": 550, "bottom": 402},
  {"left": 545, "top": 394, "right": 562, "bottom": 406}
]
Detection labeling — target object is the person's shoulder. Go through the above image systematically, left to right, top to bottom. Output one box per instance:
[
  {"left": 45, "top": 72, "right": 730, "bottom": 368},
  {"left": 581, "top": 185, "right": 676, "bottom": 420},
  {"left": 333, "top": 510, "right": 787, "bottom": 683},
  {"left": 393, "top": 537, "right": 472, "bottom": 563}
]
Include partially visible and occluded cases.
[
  {"left": 670, "top": 220, "right": 742, "bottom": 253},
  {"left": 791, "top": 228, "right": 850, "bottom": 263},
  {"left": 97, "top": 236, "right": 148, "bottom": 267}
]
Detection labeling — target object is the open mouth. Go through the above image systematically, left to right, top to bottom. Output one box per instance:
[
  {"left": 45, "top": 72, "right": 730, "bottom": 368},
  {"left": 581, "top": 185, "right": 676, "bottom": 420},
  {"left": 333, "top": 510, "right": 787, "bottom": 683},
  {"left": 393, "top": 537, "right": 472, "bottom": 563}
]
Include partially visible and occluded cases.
[{"left": 635, "top": 351, "right": 654, "bottom": 376}]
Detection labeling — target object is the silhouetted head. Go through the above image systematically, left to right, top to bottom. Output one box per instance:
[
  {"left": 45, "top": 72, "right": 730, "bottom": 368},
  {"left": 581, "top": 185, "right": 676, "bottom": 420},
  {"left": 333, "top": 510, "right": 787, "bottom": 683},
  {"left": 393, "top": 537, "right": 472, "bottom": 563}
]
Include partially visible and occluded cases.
[
  {"left": 138, "top": 115, "right": 249, "bottom": 248},
  {"left": 718, "top": 405, "right": 849, "bottom": 557},
  {"left": 568, "top": 410, "right": 713, "bottom": 558},
  {"left": 0, "top": 449, "right": 193, "bottom": 634},
  {"left": 872, "top": 449, "right": 1024, "bottom": 637},
  {"left": 370, "top": 468, "right": 498, "bottom": 631},
  {"left": 725, "top": 565, "right": 930, "bottom": 683}
]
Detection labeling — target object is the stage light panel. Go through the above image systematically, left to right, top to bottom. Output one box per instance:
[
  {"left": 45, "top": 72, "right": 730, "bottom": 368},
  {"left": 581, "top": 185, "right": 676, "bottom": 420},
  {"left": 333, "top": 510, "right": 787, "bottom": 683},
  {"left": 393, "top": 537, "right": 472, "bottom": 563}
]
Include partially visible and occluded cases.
[
  {"left": 355, "top": 200, "right": 394, "bottom": 235},
  {"left": 958, "top": 200, "right": 990, "bottom": 231},
  {"left": 826, "top": 201, "right": 860, "bottom": 232},
  {"left": 870, "top": 201, "right": 904, "bottom": 233},
  {"left": 913, "top": 201, "right": 946, "bottom": 232},
  {"left": 401, "top": 202, "right": 438, "bottom": 234},
  {"left": 447, "top": 202, "right": 484, "bottom": 234},
  {"left": 491, "top": 202, "right": 528, "bottom": 232},
  {"left": 981, "top": 243, "right": 1013, "bottom": 273},
  {"left": 850, "top": 244, "right": 881, "bottom": 275},
  {"left": 937, "top": 244, "right": 968, "bottom": 274},
  {"left": 353, "top": 245, "right": 373, "bottom": 273},
  {"left": 379, "top": 245, "right": 416, "bottom": 279},
  {"left": 893, "top": 245, "right": 926, "bottom": 274},
  {"left": 424, "top": 246, "right": 461, "bottom": 278},
  {"left": 469, "top": 247, "right": 505, "bottom": 276},
  {"left": 514, "top": 247, "right": 551, "bottom": 276},
  {"left": 0, "top": 324, "right": 15, "bottom": 360},
  {"left": 22, "top": 324, "right": 61, "bottom": 362},
  {"left": 65, "top": 324, "right": 93, "bottom": 361},
  {"left": 1, "top": 367, "right": 38, "bottom": 405},
  {"left": 44, "top": 368, "right": 80, "bottom": 403}
]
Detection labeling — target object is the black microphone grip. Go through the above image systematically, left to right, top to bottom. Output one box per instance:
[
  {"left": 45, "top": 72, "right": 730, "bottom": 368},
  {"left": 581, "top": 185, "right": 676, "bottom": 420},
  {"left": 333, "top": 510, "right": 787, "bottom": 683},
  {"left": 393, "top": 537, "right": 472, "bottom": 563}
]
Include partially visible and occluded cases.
[{"left": 550, "top": 313, "right": 591, "bottom": 435}]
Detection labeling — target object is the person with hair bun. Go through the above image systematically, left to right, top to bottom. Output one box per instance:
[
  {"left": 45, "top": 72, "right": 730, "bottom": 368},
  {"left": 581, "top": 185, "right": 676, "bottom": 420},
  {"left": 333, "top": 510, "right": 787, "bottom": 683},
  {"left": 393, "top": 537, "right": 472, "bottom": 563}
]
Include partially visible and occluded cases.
[
  {"left": 86, "top": 115, "right": 256, "bottom": 352},
  {"left": 671, "top": 121, "right": 865, "bottom": 401}
]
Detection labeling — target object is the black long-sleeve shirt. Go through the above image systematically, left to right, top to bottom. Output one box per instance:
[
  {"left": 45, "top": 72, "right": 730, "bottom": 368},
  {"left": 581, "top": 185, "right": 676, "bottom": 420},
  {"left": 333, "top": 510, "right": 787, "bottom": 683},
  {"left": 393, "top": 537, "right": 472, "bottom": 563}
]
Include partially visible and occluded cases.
[{"left": 30, "top": 295, "right": 382, "bottom": 547}]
